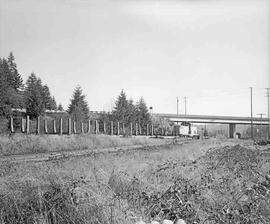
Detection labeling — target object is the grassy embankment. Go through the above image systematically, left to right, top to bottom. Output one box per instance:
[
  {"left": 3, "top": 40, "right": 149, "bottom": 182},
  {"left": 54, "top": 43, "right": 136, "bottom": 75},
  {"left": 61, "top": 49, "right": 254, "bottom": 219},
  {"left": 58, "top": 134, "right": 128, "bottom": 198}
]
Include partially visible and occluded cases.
[{"left": 0, "top": 138, "right": 269, "bottom": 224}]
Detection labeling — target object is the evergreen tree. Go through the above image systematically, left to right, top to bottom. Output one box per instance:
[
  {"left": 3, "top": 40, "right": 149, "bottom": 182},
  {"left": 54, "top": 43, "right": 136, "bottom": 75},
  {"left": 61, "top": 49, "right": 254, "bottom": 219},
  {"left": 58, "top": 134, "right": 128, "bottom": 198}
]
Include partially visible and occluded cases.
[
  {"left": 0, "top": 52, "right": 57, "bottom": 120},
  {"left": 7, "top": 52, "right": 23, "bottom": 90},
  {"left": 0, "top": 53, "right": 24, "bottom": 117},
  {"left": 0, "top": 59, "right": 10, "bottom": 116},
  {"left": 24, "top": 73, "right": 45, "bottom": 118},
  {"left": 42, "top": 85, "right": 57, "bottom": 110},
  {"left": 42, "top": 85, "right": 52, "bottom": 110},
  {"left": 67, "top": 86, "right": 89, "bottom": 121},
  {"left": 112, "top": 90, "right": 130, "bottom": 123},
  {"left": 112, "top": 91, "right": 151, "bottom": 129},
  {"left": 50, "top": 96, "right": 57, "bottom": 110},
  {"left": 136, "top": 97, "right": 151, "bottom": 133},
  {"left": 127, "top": 99, "right": 137, "bottom": 123},
  {"left": 57, "top": 103, "right": 64, "bottom": 111}
]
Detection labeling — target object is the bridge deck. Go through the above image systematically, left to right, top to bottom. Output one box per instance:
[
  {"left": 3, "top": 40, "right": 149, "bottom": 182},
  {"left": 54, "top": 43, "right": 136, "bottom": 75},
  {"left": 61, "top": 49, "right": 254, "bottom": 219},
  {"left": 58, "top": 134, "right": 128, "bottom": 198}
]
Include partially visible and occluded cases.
[{"left": 156, "top": 113, "right": 269, "bottom": 125}]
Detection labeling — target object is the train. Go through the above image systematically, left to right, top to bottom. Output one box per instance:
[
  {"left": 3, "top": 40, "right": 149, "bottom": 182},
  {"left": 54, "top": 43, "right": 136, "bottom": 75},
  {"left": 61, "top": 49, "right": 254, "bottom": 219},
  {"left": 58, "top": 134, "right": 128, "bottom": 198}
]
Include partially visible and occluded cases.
[{"left": 174, "top": 122, "right": 200, "bottom": 139}]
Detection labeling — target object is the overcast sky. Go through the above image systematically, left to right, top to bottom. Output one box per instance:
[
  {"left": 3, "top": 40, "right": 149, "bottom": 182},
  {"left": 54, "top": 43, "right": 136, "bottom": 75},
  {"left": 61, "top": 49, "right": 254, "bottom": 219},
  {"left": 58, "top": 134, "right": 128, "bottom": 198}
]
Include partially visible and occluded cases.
[{"left": 0, "top": 0, "right": 269, "bottom": 117}]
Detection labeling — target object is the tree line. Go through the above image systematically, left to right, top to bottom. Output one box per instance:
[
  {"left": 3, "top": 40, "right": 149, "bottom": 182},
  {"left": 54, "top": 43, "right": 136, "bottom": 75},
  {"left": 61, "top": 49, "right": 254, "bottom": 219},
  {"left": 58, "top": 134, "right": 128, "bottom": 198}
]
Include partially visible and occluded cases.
[
  {"left": 0, "top": 52, "right": 152, "bottom": 129},
  {"left": 0, "top": 52, "right": 63, "bottom": 118},
  {"left": 110, "top": 90, "right": 151, "bottom": 132}
]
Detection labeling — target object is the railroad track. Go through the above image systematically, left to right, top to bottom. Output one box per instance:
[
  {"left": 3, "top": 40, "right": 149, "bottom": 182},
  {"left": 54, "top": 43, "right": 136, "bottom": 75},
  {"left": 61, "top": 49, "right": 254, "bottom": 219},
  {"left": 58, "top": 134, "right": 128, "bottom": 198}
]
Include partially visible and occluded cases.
[
  {"left": 1, "top": 138, "right": 259, "bottom": 164},
  {"left": 0, "top": 141, "right": 182, "bottom": 163}
]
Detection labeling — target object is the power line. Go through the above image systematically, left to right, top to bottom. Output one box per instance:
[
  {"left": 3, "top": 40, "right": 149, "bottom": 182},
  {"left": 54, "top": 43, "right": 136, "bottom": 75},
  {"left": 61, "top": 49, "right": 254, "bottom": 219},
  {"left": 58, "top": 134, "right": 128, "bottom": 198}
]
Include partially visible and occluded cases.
[{"left": 189, "top": 88, "right": 248, "bottom": 97}]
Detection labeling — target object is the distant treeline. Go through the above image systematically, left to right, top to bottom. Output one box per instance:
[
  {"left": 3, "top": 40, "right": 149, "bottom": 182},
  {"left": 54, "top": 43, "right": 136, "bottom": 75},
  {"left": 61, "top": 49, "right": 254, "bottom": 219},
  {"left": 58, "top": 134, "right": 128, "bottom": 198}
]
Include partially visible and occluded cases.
[
  {"left": 0, "top": 52, "right": 162, "bottom": 134},
  {"left": 0, "top": 52, "right": 62, "bottom": 119}
]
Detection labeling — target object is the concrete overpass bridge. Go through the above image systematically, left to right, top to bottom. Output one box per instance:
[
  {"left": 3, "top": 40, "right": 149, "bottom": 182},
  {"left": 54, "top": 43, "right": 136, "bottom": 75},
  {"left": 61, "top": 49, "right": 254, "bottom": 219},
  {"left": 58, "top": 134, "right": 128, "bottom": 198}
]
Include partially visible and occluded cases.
[{"left": 155, "top": 113, "right": 269, "bottom": 138}]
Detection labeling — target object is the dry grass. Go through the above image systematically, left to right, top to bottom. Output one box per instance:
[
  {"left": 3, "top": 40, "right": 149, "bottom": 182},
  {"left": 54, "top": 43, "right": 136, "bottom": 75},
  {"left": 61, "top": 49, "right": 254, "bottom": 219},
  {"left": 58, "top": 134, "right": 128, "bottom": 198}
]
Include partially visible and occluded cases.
[
  {"left": 0, "top": 134, "right": 167, "bottom": 156},
  {"left": 0, "top": 138, "right": 268, "bottom": 224}
]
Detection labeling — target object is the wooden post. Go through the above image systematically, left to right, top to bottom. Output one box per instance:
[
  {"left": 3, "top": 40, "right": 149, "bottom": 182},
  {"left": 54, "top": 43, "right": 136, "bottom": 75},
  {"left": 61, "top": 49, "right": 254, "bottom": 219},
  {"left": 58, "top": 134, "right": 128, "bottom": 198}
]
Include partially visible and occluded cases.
[
  {"left": 26, "top": 115, "right": 30, "bottom": 134},
  {"left": 36, "top": 116, "right": 40, "bottom": 135},
  {"left": 10, "top": 117, "right": 14, "bottom": 133},
  {"left": 21, "top": 117, "right": 25, "bottom": 133},
  {"left": 59, "top": 118, "right": 63, "bottom": 135},
  {"left": 68, "top": 118, "right": 72, "bottom": 135},
  {"left": 44, "top": 119, "right": 48, "bottom": 134},
  {"left": 53, "top": 120, "right": 56, "bottom": 134},
  {"left": 87, "top": 120, "right": 91, "bottom": 133},
  {"left": 73, "top": 121, "right": 77, "bottom": 134},
  {"left": 111, "top": 121, "right": 113, "bottom": 135},
  {"left": 81, "top": 122, "right": 84, "bottom": 134},
  {"left": 103, "top": 122, "right": 106, "bottom": 134},
  {"left": 117, "top": 122, "right": 120, "bottom": 135},
  {"left": 122, "top": 123, "right": 125, "bottom": 135},
  {"left": 130, "top": 123, "right": 133, "bottom": 136},
  {"left": 135, "top": 123, "right": 138, "bottom": 136},
  {"left": 146, "top": 124, "right": 149, "bottom": 136},
  {"left": 151, "top": 124, "right": 154, "bottom": 136},
  {"left": 139, "top": 125, "right": 142, "bottom": 135}
]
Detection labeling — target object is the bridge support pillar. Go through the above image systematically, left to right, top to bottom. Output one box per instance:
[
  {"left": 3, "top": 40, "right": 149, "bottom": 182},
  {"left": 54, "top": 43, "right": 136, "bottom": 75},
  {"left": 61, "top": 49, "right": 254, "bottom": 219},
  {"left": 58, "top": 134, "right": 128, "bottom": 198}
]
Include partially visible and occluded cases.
[{"left": 229, "top": 123, "right": 236, "bottom": 138}]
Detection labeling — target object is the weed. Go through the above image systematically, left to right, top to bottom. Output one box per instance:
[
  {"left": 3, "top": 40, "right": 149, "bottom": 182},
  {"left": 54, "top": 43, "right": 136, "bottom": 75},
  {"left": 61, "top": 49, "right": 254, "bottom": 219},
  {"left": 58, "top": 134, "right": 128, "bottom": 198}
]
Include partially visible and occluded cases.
[{"left": 1, "top": 139, "right": 269, "bottom": 223}]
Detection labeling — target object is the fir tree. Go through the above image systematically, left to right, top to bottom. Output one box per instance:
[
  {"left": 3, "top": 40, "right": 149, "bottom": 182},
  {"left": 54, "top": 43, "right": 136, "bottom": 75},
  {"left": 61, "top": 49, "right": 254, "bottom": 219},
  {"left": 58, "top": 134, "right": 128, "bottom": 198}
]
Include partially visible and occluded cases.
[
  {"left": 7, "top": 52, "right": 23, "bottom": 90},
  {"left": 0, "top": 53, "right": 24, "bottom": 117},
  {"left": 24, "top": 73, "right": 46, "bottom": 118},
  {"left": 42, "top": 85, "right": 57, "bottom": 110},
  {"left": 67, "top": 86, "right": 89, "bottom": 121},
  {"left": 112, "top": 90, "right": 129, "bottom": 123},
  {"left": 50, "top": 96, "right": 57, "bottom": 110},
  {"left": 136, "top": 97, "right": 151, "bottom": 133},
  {"left": 127, "top": 99, "right": 137, "bottom": 123},
  {"left": 57, "top": 103, "right": 64, "bottom": 111}
]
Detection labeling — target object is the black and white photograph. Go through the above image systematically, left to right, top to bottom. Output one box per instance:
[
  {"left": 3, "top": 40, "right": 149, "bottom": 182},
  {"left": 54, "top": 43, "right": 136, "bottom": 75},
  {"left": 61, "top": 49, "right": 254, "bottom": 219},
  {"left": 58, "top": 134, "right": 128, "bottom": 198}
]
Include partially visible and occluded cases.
[{"left": 0, "top": 0, "right": 270, "bottom": 223}]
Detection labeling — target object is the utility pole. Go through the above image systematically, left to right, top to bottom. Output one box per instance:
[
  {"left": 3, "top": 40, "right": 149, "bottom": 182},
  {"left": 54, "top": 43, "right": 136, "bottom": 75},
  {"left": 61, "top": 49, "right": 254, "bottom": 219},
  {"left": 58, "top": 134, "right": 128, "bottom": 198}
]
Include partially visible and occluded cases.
[
  {"left": 250, "top": 87, "right": 253, "bottom": 139},
  {"left": 266, "top": 88, "right": 270, "bottom": 140},
  {"left": 184, "top": 96, "right": 187, "bottom": 115},
  {"left": 177, "top": 97, "right": 179, "bottom": 115},
  {"left": 257, "top": 113, "right": 265, "bottom": 139}
]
